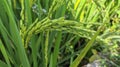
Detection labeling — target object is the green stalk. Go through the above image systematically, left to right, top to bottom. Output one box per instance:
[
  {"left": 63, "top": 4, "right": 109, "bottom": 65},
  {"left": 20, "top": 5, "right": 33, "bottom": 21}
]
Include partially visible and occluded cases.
[
  {"left": 44, "top": 31, "right": 49, "bottom": 67},
  {"left": 52, "top": 32, "right": 62, "bottom": 67}
]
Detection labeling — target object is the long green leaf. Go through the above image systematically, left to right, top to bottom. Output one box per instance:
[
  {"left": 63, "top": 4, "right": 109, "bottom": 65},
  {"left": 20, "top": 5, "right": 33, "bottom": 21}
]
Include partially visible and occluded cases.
[
  {"left": 1, "top": 0, "right": 30, "bottom": 67},
  {"left": 25, "top": 0, "right": 32, "bottom": 26},
  {"left": 70, "top": 25, "right": 103, "bottom": 67},
  {"left": 52, "top": 32, "right": 62, "bottom": 67},
  {"left": 0, "top": 40, "right": 11, "bottom": 67},
  {"left": 0, "top": 60, "right": 8, "bottom": 67}
]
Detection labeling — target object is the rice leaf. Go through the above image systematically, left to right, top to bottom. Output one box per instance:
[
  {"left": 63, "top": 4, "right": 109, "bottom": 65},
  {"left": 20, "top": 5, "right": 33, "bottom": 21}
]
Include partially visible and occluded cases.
[
  {"left": 1, "top": 0, "right": 30, "bottom": 67},
  {"left": 70, "top": 25, "right": 103, "bottom": 67},
  {"left": 52, "top": 32, "right": 62, "bottom": 67},
  {"left": 0, "top": 40, "right": 11, "bottom": 67},
  {"left": 0, "top": 60, "right": 8, "bottom": 67}
]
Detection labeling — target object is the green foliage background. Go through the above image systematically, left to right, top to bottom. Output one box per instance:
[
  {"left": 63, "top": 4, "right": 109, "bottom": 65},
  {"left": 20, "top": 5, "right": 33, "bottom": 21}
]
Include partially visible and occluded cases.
[{"left": 0, "top": 0, "right": 120, "bottom": 67}]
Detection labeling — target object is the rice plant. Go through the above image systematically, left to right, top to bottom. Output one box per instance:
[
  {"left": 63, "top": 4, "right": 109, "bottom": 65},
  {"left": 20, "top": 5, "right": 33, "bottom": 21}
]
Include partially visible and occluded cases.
[{"left": 0, "top": 0, "right": 120, "bottom": 67}]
